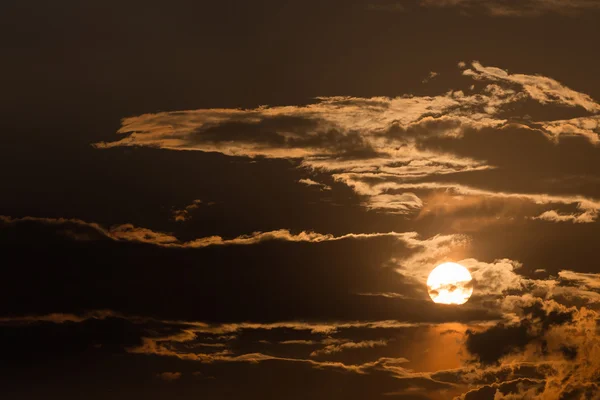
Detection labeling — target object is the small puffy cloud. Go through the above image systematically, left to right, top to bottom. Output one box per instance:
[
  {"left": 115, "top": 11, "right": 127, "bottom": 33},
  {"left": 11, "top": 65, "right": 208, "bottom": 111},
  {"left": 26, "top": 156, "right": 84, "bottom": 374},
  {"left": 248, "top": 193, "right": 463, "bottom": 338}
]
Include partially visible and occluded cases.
[
  {"left": 422, "top": 71, "right": 439, "bottom": 83},
  {"left": 298, "top": 178, "right": 332, "bottom": 191},
  {"left": 172, "top": 199, "right": 207, "bottom": 222},
  {"left": 462, "top": 258, "right": 525, "bottom": 296}
]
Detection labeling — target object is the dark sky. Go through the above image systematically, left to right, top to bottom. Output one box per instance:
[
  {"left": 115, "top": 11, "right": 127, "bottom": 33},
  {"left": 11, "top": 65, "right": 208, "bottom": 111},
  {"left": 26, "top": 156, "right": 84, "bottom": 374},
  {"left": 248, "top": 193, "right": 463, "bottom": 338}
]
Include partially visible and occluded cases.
[{"left": 1, "top": 1, "right": 600, "bottom": 399}]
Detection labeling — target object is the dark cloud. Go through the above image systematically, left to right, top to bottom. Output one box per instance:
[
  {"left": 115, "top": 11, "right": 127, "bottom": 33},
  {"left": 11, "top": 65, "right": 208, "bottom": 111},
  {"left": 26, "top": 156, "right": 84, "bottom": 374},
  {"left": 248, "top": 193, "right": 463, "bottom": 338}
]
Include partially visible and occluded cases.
[
  {"left": 465, "top": 301, "right": 574, "bottom": 365},
  {"left": 457, "top": 379, "right": 543, "bottom": 400}
]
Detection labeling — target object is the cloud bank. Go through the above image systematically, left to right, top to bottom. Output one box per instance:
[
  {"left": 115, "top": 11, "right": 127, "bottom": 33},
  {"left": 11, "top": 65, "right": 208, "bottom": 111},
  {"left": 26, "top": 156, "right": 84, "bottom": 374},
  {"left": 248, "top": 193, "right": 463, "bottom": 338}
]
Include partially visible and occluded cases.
[{"left": 94, "top": 62, "right": 600, "bottom": 221}]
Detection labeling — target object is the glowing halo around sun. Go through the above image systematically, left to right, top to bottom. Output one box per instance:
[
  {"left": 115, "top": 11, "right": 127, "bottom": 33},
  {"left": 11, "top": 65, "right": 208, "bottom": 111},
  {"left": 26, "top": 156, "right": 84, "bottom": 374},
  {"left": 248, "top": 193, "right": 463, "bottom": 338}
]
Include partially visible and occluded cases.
[{"left": 427, "top": 262, "right": 474, "bottom": 305}]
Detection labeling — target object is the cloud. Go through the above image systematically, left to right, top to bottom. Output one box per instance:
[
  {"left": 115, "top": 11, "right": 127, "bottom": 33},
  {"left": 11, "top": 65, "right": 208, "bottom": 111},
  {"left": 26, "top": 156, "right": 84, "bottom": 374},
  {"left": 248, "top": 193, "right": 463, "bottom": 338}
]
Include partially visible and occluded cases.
[
  {"left": 463, "top": 61, "right": 600, "bottom": 112},
  {"left": 93, "top": 62, "right": 600, "bottom": 221},
  {"left": 422, "top": 71, "right": 439, "bottom": 83},
  {"left": 93, "top": 92, "right": 509, "bottom": 158},
  {"left": 540, "top": 115, "right": 600, "bottom": 144},
  {"left": 298, "top": 178, "right": 332, "bottom": 191},
  {"left": 332, "top": 178, "right": 600, "bottom": 223},
  {"left": 361, "top": 192, "right": 424, "bottom": 214},
  {"left": 172, "top": 199, "right": 209, "bottom": 222},
  {"left": 533, "top": 209, "right": 599, "bottom": 224},
  {"left": 2, "top": 213, "right": 510, "bottom": 324},
  {"left": 4, "top": 213, "right": 599, "bottom": 318},
  {"left": 0, "top": 214, "right": 417, "bottom": 248},
  {"left": 0, "top": 215, "right": 179, "bottom": 244},
  {"left": 108, "top": 223, "right": 179, "bottom": 244},
  {"left": 172, "top": 229, "right": 418, "bottom": 248},
  {"left": 392, "top": 232, "right": 471, "bottom": 281},
  {"left": 394, "top": 234, "right": 558, "bottom": 299},
  {"left": 462, "top": 259, "right": 525, "bottom": 296},
  {"left": 559, "top": 270, "right": 600, "bottom": 290},
  {"left": 3, "top": 292, "right": 597, "bottom": 400},
  {"left": 355, "top": 292, "right": 409, "bottom": 299},
  {"left": 454, "top": 293, "right": 600, "bottom": 399},
  {"left": 465, "top": 301, "right": 575, "bottom": 365},
  {"left": 401, "top": 302, "right": 598, "bottom": 398},
  {"left": 0, "top": 310, "right": 121, "bottom": 325},
  {"left": 0, "top": 312, "right": 426, "bottom": 335},
  {"left": 185, "top": 320, "right": 426, "bottom": 336},
  {"left": 120, "top": 322, "right": 460, "bottom": 393},
  {"left": 125, "top": 324, "right": 399, "bottom": 375},
  {"left": 130, "top": 339, "right": 452, "bottom": 392},
  {"left": 310, "top": 339, "right": 389, "bottom": 357},
  {"left": 280, "top": 340, "right": 318, "bottom": 345},
  {"left": 454, "top": 379, "right": 543, "bottom": 400}
]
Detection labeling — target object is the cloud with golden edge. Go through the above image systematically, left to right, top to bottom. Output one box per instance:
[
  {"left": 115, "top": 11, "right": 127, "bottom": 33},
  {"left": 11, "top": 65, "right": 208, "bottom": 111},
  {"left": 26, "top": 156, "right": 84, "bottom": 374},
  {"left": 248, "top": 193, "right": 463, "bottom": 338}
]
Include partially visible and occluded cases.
[{"left": 93, "top": 62, "right": 600, "bottom": 220}]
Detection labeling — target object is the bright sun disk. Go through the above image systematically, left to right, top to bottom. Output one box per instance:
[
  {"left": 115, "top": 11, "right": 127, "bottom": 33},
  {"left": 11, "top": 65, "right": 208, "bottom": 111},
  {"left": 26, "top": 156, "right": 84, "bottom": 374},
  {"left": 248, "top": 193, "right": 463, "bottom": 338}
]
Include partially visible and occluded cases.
[{"left": 427, "top": 262, "right": 473, "bottom": 305}]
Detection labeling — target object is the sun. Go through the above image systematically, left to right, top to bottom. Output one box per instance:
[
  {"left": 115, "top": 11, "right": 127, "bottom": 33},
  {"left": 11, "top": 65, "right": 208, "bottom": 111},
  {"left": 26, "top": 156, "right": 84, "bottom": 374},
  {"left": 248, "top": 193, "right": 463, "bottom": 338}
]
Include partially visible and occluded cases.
[{"left": 427, "top": 262, "right": 473, "bottom": 305}]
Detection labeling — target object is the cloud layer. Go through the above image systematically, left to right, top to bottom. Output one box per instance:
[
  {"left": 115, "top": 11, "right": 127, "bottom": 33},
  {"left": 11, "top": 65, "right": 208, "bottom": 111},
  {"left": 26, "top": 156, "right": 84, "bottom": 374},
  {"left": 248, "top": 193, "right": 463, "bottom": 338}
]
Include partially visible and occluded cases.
[{"left": 94, "top": 62, "right": 600, "bottom": 221}]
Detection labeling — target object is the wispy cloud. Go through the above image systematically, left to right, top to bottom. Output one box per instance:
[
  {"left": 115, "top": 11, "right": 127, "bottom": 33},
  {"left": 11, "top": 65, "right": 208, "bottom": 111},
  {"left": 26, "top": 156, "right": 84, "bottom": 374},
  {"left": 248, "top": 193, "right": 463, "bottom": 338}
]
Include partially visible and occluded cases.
[
  {"left": 463, "top": 61, "right": 600, "bottom": 112},
  {"left": 94, "top": 62, "right": 600, "bottom": 221},
  {"left": 332, "top": 177, "right": 600, "bottom": 223},
  {"left": 533, "top": 209, "right": 599, "bottom": 224},
  {"left": 0, "top": 214, "right": 422, "bottom": 249},
  {"left": 4, "top": 274, "right": 599, "bottom": 400},
  {"left": 310, "top": 339, "right": 389, "bottom": 357}
]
